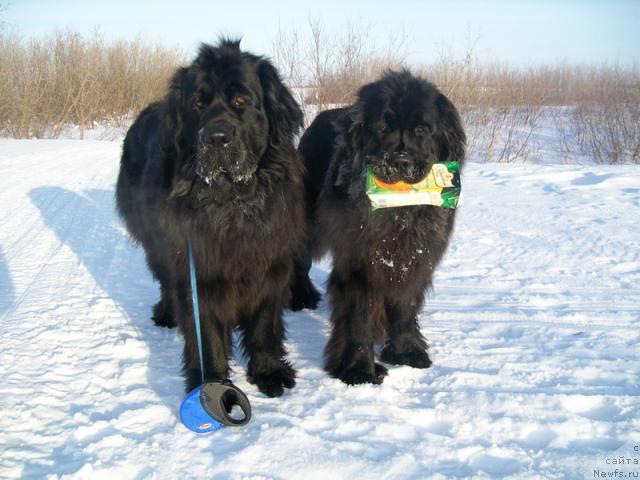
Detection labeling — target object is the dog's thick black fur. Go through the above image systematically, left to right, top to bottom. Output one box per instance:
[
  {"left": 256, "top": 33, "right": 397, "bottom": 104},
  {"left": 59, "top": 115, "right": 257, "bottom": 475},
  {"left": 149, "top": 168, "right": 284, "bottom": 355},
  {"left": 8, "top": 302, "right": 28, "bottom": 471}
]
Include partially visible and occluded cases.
[
  {"left": 116, "top": 39, "right": 305, "bottom": 397},
  {"left": 291, "top": 70, "right": 465, "bottom": 385}
]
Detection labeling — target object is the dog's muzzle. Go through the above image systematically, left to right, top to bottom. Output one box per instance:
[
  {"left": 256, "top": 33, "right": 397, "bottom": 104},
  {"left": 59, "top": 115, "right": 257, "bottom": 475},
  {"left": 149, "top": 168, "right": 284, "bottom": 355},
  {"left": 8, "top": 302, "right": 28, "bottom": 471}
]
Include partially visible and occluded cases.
[
  {"left": 195, "top": 128, "right": 257, "bottom": 185},
  {"left": 370, "top": 152, "right": 430, "bottom": 184}
]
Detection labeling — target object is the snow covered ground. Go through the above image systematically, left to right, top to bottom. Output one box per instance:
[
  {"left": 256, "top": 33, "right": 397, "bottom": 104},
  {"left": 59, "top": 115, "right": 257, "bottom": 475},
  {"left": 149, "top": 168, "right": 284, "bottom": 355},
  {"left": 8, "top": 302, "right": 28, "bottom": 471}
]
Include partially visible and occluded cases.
[{"left": 0, "top": 138, "right": 638, "bottom": 479}]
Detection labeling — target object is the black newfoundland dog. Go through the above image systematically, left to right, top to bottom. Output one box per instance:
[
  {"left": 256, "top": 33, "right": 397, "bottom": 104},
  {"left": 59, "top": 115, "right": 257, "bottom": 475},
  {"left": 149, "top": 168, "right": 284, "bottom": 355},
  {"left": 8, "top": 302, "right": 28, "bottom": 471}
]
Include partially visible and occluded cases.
[
  {"left": 116, "top": 39, "right": 305, "bottom": 397},
  {"left": 292, "top": 70, "right": 465, "bottom": 385}
]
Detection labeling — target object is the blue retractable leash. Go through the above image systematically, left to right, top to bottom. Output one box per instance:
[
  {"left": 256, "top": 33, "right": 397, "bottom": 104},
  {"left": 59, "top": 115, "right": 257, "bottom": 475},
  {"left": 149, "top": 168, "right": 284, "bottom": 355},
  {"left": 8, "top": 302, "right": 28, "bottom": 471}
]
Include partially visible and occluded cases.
[{"left": 179, "top": 241, "right": 252, "bottom": 433}]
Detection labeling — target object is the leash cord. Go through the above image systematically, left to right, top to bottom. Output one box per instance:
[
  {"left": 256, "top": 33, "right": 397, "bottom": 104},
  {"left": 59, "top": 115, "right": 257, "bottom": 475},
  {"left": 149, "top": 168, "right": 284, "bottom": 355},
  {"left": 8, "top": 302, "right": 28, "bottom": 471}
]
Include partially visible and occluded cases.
[{"left": 187, "top": 240, "right": 205, "bottom": 383}]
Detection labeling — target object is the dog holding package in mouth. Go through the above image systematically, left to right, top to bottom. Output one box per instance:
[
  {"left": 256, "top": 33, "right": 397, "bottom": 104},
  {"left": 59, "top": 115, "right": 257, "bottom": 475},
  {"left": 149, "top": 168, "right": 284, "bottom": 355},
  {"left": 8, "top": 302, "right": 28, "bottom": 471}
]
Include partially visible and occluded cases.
[
  {"left": 116, "top": 39, "right": 304, "bottom": 397},
  {"left": 291, "top": 70, "right": 466, "bottom": 385}
]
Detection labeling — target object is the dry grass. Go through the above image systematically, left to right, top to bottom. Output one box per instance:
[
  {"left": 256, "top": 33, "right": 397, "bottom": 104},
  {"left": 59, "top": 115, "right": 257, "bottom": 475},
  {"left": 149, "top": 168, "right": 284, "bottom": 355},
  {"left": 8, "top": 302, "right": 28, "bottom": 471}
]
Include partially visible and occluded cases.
[
  {"left": 271, "top": 21, "right": 639, "bottom": 164},
  {"left": 0, "top": 22, "right": 637, "bottom": 164},
  {"left": 0, "top": 29, "right": 184, "bottom": 139},
  {"left": 427, "top": 57, "right": 640, "bottom": 163}
]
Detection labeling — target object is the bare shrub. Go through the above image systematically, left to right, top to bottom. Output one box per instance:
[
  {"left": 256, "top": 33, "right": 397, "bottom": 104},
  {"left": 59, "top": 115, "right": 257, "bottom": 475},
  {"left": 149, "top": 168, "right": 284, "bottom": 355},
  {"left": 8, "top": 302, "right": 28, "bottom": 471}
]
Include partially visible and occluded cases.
[
  {"left": 271, "top": 18, "right": 408, "bottom": 122},
  {"left": 2, "top": 19, "right": 638, "bottom": 165},
  {"left": 271, "top": 22, "right": 305, "bottom": 108},
  {"left": 0, "top": 29, "right": 184, "bottom": 139},
  {"left": 422, "top": 44, "right": 548, "bottom": 163},
  {"left": 419, "top": 49, "right": 639, "bottom": 164},
  {"left": 572, "top": 66, "right": 640, "bottom": 164},
  {"left": 573, "top": 103, "right": 640, "bottom": 164}
]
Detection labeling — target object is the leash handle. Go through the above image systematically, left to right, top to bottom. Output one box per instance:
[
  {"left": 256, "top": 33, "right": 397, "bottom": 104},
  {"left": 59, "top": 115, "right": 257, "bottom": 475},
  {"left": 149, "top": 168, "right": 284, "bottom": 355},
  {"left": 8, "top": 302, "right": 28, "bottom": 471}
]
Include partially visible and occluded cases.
[
  {"left": 187, "top": 240, "right": 205, "bottom": 383},
  {"left": 180, "top": 381, "right": 252, "bottom": 432},
  {"left": 200, "top": 381, "right": 252, "bottom": 426}
]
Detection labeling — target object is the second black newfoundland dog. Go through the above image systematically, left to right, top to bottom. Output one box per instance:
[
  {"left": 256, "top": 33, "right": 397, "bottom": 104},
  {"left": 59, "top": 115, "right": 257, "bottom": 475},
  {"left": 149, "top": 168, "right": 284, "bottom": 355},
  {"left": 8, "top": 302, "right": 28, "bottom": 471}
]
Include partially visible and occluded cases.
[
  {"left": 116, "top": 39, "right": 304, "bottom": 397},
  {"left": 292, "top": 70, "right": 465, "bottom": 385}
]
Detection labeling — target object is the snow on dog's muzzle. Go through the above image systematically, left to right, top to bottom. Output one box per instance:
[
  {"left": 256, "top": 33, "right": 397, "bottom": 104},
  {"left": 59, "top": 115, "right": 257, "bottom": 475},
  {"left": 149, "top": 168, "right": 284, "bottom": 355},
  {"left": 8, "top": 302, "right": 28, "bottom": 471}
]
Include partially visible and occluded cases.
[{"left": 180, "top": 380, "right": 252, "bottom": 433}]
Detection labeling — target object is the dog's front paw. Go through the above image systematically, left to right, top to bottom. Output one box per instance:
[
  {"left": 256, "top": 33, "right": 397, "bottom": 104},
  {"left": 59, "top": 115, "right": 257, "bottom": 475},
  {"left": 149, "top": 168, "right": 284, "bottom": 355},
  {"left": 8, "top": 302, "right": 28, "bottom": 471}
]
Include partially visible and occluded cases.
[
  {"left": 381, "top": 344, "right": 432, "bottom": 369},
  {"left": 374, "top": 362, "right": 389, "bottom": 379},
  {"left": 248, "top": 363, "right": 296, "bottom": 397},
  {"left": 332, "top": 363, "right": 388, "bottom": 385}
]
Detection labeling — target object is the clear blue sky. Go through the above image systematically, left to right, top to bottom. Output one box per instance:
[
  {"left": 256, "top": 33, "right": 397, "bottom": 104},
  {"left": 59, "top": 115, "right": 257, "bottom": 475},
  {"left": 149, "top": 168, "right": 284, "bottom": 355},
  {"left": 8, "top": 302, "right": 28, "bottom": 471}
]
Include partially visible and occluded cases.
[{"left": 3, "top": 0, "right": 639, "bottom": 67}]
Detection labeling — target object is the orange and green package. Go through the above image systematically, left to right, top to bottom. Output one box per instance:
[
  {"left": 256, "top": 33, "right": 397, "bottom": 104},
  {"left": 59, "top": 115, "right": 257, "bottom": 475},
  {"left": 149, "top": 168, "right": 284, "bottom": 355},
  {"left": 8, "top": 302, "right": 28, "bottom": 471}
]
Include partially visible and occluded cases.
[{"left": 365, "top": 162, "right": 461, "bottom": 209}]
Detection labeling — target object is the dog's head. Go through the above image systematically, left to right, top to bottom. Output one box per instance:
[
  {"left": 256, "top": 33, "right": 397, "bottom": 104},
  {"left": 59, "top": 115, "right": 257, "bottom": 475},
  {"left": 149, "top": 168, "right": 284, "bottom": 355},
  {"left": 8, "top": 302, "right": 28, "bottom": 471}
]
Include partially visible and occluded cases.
[
  {"left": 164, "top": 39, "right": 302, "bottom": 186},
  {"left": 338, "top": 70, "right": 465, "bottom": 185}
]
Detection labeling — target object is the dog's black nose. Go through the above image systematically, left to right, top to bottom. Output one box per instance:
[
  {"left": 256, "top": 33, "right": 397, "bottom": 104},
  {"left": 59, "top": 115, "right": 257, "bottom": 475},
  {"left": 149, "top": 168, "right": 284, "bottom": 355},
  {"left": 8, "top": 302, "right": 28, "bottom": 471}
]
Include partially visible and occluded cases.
[
  {"left": 200, "top": 126, "right": 235, "bottom": 147},
  {"left": 394, "top": 152, "right": 412, "bottom": 169}
]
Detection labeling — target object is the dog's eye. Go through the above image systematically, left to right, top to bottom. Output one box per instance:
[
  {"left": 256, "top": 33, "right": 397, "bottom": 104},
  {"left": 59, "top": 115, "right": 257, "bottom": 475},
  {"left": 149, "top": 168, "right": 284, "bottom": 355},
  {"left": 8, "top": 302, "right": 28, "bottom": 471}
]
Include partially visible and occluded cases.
[
  {"left": 193, "top": 91, "right": 206, "bottom": 111},
  {"left": 232, "top": 96, "right": 248, "bottom": 108},
  {"left": 377, "top": 124, "right": 388, "bottom": 135},
  {"left": 415, "top": 124, "right": 433, "bottom": 136}
]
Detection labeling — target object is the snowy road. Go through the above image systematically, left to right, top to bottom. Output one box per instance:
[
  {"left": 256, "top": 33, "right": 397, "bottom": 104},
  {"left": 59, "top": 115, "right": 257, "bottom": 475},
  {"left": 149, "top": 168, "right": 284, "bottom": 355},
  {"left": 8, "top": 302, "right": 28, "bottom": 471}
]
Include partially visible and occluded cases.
[{"left": 0, "top": 139, "right": 638, "bottom": 479}]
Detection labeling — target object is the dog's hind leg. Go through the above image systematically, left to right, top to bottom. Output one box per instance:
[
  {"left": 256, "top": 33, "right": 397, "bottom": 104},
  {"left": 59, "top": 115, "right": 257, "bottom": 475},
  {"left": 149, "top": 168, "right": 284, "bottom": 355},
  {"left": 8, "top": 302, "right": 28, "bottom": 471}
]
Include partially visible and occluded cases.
[
  {"left": 289, "top": 251, "right": 321, "bottom": 311},
  {"left": 147, "top": 252, "right": 177, "bottom": 328},
  {"left": 151, "top": 282, "right": 177, "bottom": 328}
]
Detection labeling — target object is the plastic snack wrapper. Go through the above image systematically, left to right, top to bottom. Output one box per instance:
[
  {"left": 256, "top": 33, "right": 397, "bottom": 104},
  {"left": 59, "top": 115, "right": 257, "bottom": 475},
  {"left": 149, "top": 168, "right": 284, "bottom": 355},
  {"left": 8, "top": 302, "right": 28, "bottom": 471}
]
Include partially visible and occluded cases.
[{"left": 365, "top": 162, "right": 461, "bottom": 209}]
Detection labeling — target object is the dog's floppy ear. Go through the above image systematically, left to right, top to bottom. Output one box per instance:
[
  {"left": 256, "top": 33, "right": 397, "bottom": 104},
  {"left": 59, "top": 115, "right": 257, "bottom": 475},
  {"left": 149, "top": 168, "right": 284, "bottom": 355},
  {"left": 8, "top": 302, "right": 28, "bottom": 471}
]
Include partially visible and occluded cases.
[
  {"left": 258, "top": 60, "right": 303, "bottom": 146},
  {"left": 162, "top": 66, "right": 199, "bottom": 196},
  {"left": 162, "top": 67, "right": 193, "bottom": 159},
  {"left": 435, "top": 93, "right": 466, "bottom": 164},
  {"left": 345, "top": 103, "right": 365, "bottom": 153},
  {"left": 333, "top": 105, "right": 365, "bottom": 188}
]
